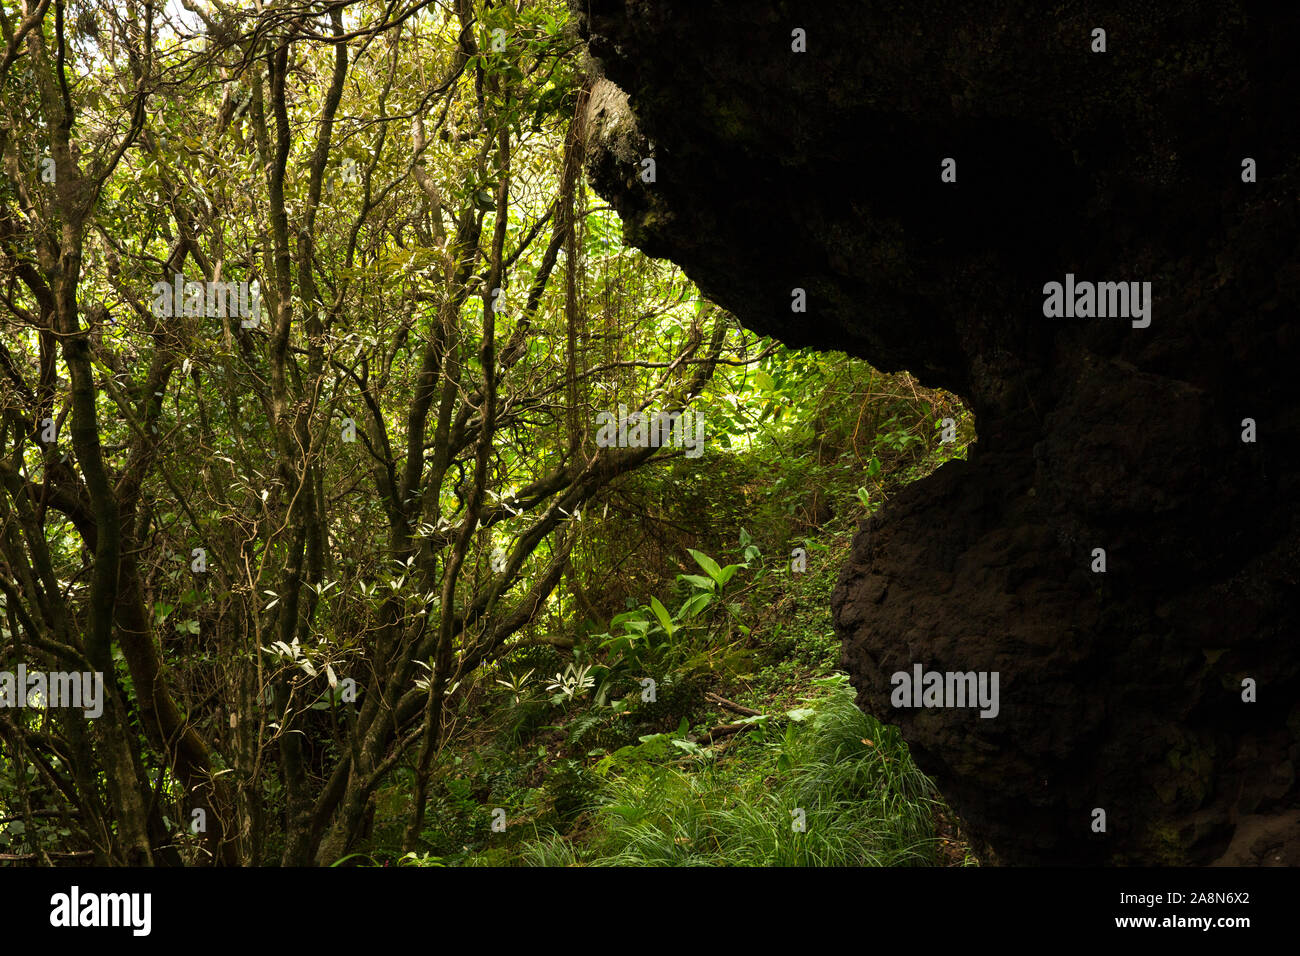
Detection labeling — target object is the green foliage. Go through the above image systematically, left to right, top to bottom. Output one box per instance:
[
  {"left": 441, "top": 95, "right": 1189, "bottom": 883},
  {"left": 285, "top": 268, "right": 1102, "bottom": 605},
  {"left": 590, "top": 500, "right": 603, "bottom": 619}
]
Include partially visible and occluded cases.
[
  {"left": 0, "top": 0, "right": 976, "bottom": 866},
  {"left": 419, "top": 351, "right": 974, "bottom": 868},
  {"left": 523, "top": 676, "right": 943, "bottom": 867}
]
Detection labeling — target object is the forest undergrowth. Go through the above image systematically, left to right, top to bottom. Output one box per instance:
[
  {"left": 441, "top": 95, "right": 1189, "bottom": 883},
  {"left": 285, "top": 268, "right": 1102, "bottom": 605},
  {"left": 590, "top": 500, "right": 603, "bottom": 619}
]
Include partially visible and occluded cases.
[{"left": 361, "top": 358, "right": 979, "bottom": 867}]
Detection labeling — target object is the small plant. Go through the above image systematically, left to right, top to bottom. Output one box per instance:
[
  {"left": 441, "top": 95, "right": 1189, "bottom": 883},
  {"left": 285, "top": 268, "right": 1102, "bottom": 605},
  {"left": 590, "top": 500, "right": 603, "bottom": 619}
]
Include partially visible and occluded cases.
[
  {"left": 678, "top": 547, "right": 745, "bottom": 599},
  {"left": 412, "top": 658, "right": 459, "bottom": 696},
  {"left": 546, "top": 662, "right": 595, "bottom": 703},
  {"left": 495, "top": 668, "right": 535, "bottom": 705},
  {"left": 396, "top": 851, "right": 446, "bottom": 867}
]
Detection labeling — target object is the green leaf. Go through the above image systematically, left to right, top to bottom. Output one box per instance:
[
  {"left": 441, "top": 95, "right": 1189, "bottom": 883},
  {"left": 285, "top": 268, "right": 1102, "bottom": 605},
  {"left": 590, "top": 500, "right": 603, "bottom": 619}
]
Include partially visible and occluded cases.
[
  {"left": 687, "top": 548, "right": 724, "bottom": 585},
  {"left": 714, "top": 563, "right": 743, "bottom": 587},
  {"left": 677, "top": 573, "right": 715, "bottom": 591},
  {"left": 678, "top": 592, "right": 712, "bottom": 619},
  {"left": 648, "top": 596, "right": 675, "bottom": 638}
]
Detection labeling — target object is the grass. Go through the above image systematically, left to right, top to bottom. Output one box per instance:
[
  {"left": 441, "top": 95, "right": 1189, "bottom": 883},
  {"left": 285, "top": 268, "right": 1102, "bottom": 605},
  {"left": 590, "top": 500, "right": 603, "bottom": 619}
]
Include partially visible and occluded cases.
[{"left": 507, "top": 675, "right": 948, "bottom": 867}]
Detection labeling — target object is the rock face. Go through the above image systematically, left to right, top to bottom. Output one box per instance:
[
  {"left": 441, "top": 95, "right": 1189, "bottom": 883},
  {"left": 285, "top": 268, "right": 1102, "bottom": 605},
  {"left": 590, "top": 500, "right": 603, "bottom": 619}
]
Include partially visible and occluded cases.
[{"left": 574, "top": 1, "right": 1300, "bottom": 864}]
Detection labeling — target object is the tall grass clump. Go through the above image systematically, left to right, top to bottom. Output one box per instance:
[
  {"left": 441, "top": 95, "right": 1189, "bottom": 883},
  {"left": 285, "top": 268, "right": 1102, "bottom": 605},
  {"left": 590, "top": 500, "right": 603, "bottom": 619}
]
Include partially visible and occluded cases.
[{"left": 566, "top": 675, "right": 943, "bottom": 866}]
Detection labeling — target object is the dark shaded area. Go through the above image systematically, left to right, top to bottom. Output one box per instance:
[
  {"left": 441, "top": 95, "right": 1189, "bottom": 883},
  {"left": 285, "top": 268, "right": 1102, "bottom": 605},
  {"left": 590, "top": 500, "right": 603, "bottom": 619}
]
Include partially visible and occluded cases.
[{"left": 574, "top": 0, "right": 1300, "bottom": 864}]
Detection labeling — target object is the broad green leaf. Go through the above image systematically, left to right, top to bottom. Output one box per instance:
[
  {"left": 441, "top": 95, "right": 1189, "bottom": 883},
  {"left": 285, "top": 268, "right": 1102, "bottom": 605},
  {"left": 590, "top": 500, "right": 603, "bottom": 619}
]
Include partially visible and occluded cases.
[
  {"left": 687, "top": 548, "right": 724, "bottom": 585},
  {"left": 714, "top": 563, "right": 743, "bottom": 587},
  {"left": 677, "top": 573, "right": 715, "bottom": 591},
  {"left": 678, "top": 592, "right": 712, "bottom": 618},
  {"left": 648, "top": 596, "right": 675, "bottom": 638}
]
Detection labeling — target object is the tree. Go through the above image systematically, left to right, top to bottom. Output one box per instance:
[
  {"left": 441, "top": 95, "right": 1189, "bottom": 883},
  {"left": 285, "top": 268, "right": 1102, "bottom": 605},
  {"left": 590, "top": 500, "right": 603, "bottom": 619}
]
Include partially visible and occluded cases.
[{"left": 0, "top": 0, "right": 734, "bottom": 865}]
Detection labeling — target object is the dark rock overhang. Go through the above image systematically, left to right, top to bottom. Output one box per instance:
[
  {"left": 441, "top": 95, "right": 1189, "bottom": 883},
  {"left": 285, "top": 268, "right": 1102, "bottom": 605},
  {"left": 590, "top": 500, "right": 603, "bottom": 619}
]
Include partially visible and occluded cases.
[{"left": 574, "top": 0, "right": 1300, "bottom": 865}]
